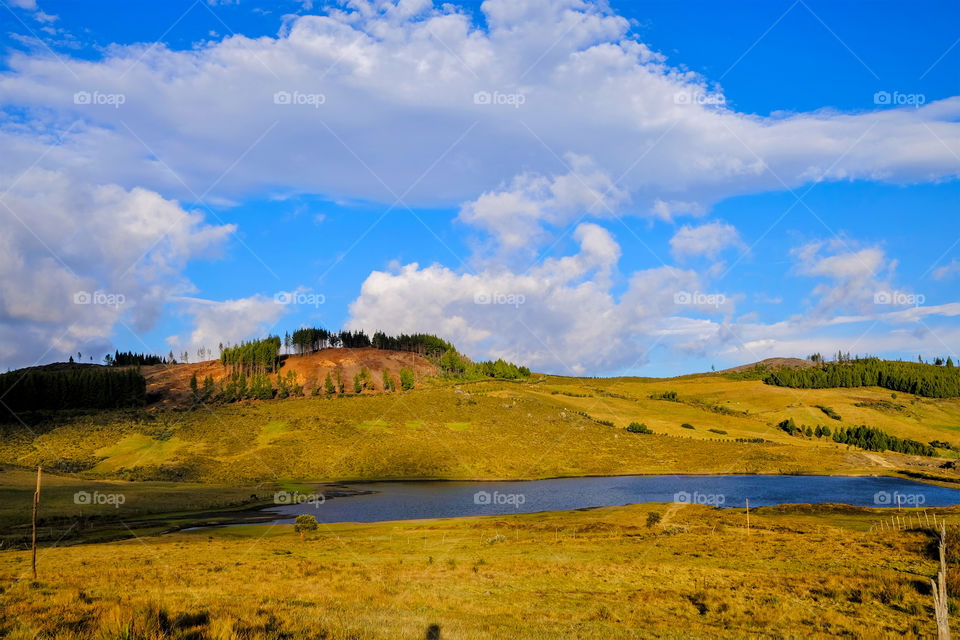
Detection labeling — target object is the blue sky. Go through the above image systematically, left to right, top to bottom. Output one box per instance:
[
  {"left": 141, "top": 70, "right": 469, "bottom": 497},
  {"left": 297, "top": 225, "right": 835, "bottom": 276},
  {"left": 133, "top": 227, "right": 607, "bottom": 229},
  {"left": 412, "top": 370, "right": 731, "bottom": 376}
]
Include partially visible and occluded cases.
[{"left": 0, "top": 0, "right": 957, "bottom": 376}]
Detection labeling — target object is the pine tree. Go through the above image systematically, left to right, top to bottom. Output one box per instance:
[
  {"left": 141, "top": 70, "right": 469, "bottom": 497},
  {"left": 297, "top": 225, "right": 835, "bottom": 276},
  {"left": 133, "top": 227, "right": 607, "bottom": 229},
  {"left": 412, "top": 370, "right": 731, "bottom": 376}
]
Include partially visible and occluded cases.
[
  {"left": 324, "top": 372, "right": 335, "bottom": 395},
  {"left": 202, "top": 374, "right": 215, "bottom": 401}
]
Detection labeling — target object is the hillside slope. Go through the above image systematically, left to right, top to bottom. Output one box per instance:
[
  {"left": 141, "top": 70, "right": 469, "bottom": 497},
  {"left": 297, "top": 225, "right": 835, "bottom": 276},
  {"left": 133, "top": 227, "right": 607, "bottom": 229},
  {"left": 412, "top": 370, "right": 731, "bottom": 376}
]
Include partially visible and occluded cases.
[
  {"left": 142, "top": 348, "right": 438, "bottom": 407},
  {"left": 3, "top": 372, "right": 960, "bottom": 486}
]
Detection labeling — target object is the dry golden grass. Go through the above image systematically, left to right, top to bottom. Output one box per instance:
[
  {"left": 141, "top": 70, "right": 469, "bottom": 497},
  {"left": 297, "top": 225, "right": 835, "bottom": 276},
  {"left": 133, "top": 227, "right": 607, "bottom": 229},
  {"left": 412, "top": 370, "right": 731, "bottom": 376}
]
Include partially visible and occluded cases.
[{"left": 0, "top": 503, "right": 951, "bottom": 639}]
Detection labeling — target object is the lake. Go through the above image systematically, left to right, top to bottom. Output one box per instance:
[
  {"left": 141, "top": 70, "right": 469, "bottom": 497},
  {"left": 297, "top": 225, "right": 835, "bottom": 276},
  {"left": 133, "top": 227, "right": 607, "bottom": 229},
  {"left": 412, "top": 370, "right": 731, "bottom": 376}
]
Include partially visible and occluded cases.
[{"left": 261, "top": 474, "right": 960, "bottom": 524}]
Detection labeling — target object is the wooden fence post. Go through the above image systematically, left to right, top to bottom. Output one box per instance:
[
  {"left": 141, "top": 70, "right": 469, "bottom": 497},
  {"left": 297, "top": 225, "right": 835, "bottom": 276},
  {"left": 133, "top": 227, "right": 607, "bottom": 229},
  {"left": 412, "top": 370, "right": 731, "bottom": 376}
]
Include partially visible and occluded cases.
[
  {"left": 32, "top": 465, "right": 42, "bottom": 581},
  {"left": 932, "top": 523, "right": 951, "bottom": 640}
]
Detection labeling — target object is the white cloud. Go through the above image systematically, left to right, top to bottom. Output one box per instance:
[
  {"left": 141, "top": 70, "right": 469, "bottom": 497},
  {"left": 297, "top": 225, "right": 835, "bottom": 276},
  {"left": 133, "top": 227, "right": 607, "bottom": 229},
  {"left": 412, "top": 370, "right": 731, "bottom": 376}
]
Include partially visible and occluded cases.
[
  {"left": 0, "top": 0, "right": 956, "bottom": 213},
  {"left": 458, "top": 154, "right": 627, "bottom": 254},
  {"left": 0, "top": 168, "right": 234, "bottom": 368},
  {"left": 347, "top": 221, "right": 723, "bottom": 373},
  {"left": 670, "top": 221, "right": 744, "bottom": 260},
  {"left": 791, "top": 240, "right": 892, "bottom": 315},
  {"left": 933, "top": 258, "right": 960, "bottom": 281},
  {"left": 172, "top": 294, "right": 289, "bottom": 351}
]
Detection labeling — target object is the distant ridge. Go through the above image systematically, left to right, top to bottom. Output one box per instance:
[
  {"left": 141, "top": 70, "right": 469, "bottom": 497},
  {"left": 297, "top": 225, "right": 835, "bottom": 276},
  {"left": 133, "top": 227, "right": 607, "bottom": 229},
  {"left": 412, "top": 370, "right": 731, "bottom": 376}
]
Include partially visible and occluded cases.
[{"left": 715, "top": 357, "right": 815, "bottom": 374}]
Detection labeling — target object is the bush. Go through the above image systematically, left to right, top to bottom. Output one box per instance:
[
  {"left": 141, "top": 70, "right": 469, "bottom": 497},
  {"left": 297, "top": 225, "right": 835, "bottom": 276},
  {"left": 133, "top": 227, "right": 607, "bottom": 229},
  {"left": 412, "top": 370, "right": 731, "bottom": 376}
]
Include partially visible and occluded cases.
[
  {"left": 399, "top": 368, "right": 415, "bottom": 391},
  {"left": 651, "top": 391, "right": 678, "bottom": 401},
  {"left": 815, "top": 405, "right": 842, "bottom": 421},
  {"left": 778, "top": 418, "right": 801, "bottom": 436},
  {"left": 626, "top": 422, "right": 652, "bottom": 434},
  {"left": 681, "top": 423, "right": 695, "bottom": 430},
  {"left": 708, "top": 428, "right": 727, "bottom": 435},
  {"left": 646, "top": 512, "right": 662, "bottom": 527},
  {"left": 294, "top": 514, "right": 318, "bottom": 538}
]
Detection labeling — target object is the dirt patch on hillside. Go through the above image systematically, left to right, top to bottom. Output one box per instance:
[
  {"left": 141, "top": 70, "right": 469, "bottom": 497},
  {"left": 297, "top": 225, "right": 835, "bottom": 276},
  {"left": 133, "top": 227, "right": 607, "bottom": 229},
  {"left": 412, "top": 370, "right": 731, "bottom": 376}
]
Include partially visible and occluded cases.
[{"left": 142, "top": 348, "right": 437, "bottom": 408}]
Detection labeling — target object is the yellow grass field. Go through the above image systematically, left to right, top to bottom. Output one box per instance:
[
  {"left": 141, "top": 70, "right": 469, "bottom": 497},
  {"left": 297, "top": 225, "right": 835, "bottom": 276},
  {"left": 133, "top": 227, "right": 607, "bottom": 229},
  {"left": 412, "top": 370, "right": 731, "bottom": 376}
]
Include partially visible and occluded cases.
[
  {"left": 3, "top": 366, "right": 960, "bottom": 637},
  {"left": 1, "top": 502, "right": 955, "bottom": 639}
]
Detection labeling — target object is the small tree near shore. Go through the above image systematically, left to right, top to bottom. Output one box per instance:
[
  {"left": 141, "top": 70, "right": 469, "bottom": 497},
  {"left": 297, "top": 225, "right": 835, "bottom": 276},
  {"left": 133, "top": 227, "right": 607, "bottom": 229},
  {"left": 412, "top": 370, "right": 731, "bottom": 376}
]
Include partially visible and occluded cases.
[{"left": 294, "top": 514, "right": 318, "bottom": 540}]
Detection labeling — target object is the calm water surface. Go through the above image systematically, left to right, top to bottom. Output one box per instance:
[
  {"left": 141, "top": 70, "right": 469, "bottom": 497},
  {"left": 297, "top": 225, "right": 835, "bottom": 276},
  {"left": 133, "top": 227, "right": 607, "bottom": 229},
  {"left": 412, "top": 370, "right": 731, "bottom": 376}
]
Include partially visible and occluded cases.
[{"left": 262, "top": 475, "right": 960, "bottom": 524}]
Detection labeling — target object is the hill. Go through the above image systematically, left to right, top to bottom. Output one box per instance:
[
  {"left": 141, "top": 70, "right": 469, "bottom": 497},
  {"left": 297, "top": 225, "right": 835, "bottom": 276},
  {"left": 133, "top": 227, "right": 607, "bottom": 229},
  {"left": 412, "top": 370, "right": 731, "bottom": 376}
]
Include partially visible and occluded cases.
[
  {"left": 717, "top": 357, "right": 816, "bottom": 374},
  {"left": 3, "top": 367, "right": 960, "bottom": 486}
]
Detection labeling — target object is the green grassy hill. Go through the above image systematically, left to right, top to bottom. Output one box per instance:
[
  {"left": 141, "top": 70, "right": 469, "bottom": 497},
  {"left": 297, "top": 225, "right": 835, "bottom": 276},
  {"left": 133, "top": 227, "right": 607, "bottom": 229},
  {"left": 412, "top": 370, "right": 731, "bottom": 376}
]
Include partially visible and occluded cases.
[{"left": 3, "top": 369, "right": 960, "bottom": 487}]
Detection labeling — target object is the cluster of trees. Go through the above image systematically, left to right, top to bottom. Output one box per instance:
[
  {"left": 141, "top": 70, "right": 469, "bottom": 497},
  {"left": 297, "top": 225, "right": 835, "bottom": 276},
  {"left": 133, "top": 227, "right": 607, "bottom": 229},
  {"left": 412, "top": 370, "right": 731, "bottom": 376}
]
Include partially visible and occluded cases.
[
  {"left": 284, "top": 327, "right": 454, "bottom": 358},
  {"left": 371, "top": 332, "right": 452, "bottom": 357},
  {"left": 219, "top": 337, "right": 282, "bottom": 374},
  {"left": 438, "top": 348, "right": 530, "bottom": 380},
  {"left": 107, "top": 351, "right": 168, "bottom": 366},
  {"left": 765, "top": 357, "right": 960, "bottom": 398},
  {"left": 353, "top": 367, "right": 373, "bottom": 393},
  {"left": 0, "top": 368, "right": 145, "bottom": 413},
  {"left": 276, "top": 370, "right": 303, "bottom": 399},
  {"left": 218, "top": 371, "right": 275, "bottom": 402},
  {"left": 189, "top": 373, "right": 216, "bottom": 403},
  {"left": 650, "top": 391, "right": 679, "bottom": 401},
  {"left": 777, "top": 417, "right": 935, "bottom": 456},
  {"left": 777, "top": 418, "right": 832, "bottom": 439},
  {"left": 626, "top": 422, "right": 653, "bottom": 434},
  {"left": 832, "top": 425, "right": 936, "bottom": 457}
]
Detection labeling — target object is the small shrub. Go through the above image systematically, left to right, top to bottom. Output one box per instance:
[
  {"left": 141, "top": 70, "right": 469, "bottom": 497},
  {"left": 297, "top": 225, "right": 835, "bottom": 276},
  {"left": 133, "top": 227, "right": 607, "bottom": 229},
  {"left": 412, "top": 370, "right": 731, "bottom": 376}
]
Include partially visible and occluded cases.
[
  {"left": 651, "top": 391, "right": 678, "bottom": 401},
  {"left": 815, "top": 405, "right": 842, "bottom": 421},
  {"left": 627, "top": 422, "right": 652, "bottom": 434},
  {"left": 681, "top": 423, "right": 695, "bottom": 430},
  {"left": 708, "top": 428, "right": 727, "bottom": 435},
  {"left": 646, "top": 512, "right": 661, "bottom": 527},
  {"left": 294, "top": 514, "right": 318, "bottom": 539}
]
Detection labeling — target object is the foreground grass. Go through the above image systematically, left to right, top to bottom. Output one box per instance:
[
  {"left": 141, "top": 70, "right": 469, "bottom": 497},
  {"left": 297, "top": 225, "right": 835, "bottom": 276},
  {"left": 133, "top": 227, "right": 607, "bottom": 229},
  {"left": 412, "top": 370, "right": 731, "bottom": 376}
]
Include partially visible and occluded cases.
[{"left": 0, "top": 503, "right": 953, "bottom": 639}]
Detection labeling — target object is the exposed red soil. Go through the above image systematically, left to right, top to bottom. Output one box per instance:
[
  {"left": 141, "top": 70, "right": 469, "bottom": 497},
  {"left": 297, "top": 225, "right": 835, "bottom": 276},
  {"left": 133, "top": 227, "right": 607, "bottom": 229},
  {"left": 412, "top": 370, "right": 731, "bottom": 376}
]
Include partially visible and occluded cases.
[{"left": 141, "top": 348, "right": 437, "bottom": 408}]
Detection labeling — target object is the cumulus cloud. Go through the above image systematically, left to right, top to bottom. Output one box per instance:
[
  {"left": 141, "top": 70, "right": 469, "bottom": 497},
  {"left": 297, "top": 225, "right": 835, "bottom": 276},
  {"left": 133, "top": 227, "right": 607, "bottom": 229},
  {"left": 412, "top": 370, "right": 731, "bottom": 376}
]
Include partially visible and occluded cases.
[
  {"left": 0, "top": 0, "right": 956, "bottom": 212},
  {"left": 458, "top": 155, "right": 627, "bottom": 254},
  {"left": 0, "top": 168, "right": 234, "bottom": 367},
  {"left": 347, "top": 221, "right": 724, "bottom": 373},
  {"left": 670, "top": 221, "right": 744, "bottom": 260},
  {"left": 791, "top": 240, "right": 892, "bottom": 314},
  {"left": 171, "top": 295, "right": 290, "bottom": 352}
]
